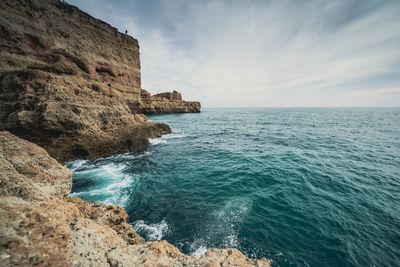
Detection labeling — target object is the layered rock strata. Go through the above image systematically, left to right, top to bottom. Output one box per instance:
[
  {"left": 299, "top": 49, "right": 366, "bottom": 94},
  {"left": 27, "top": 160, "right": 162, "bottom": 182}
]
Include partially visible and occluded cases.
[
  {"left": 0, "top": 0, "right": 171, "bottom": 162},
  {"left": 136, "top": 89, "right": 201, "bottom": 114},
  {"left": 0, "top": 131, "right": 271, "bottom": 266}
]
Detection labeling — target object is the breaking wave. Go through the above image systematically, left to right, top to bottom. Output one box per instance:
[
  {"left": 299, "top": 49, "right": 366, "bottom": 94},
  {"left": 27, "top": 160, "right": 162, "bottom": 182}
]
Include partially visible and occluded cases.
[
  {"left": 149, "top": 131, "right": 186, "bottom": 145},
  {"left": 149, "top": 138, "right": 167, "bottom": 145},
  {"left": 68, "top": 156, "right": 140, "bottom": 207},
  {"left": 185, "top": 198, "right": 251, "bottom": 256},
  {"left": 133, "top": 219, "right": 169, "bottom": 241}
]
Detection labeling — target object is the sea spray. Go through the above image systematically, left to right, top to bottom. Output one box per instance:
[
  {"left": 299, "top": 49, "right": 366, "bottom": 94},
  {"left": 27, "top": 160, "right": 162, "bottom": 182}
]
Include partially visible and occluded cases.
[{"left": 133, "top": 219, "right": 169, "bottom": 240}]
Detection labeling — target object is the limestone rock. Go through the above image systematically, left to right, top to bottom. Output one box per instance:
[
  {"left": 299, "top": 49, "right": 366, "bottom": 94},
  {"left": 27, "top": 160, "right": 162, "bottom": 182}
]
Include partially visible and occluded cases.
[
  {"left": 0, "top": 0, "right": 172, "bottom": 162},
  {"left": 136, "top": 89, "right": 201, "bottom": 114},
  {"left": 0, "top": 131, "right": 71, "bottom": 201},
  {"left": 0, "top": 197, "right": 271, "bottom": 267}
]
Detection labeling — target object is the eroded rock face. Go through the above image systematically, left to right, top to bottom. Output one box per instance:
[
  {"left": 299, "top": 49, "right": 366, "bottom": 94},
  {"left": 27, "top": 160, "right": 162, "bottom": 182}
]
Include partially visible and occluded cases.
[
  {"left": 0, "top": 0, "right": 171, "bottom": 161},
  {"left": 0, "top": 0, "right": 141, "bottom": 97},
  {"left": 136, "top": 89, "right": 201, "bottom": 114},
  {"left": 152, "top": 90, "right": 183, "bottom": 101},
  {"left": 0, "top": 131, "right": 270, "bottom": 266},
  {"left": 0, "top": 131, "right": 71, "bottom": 201}
]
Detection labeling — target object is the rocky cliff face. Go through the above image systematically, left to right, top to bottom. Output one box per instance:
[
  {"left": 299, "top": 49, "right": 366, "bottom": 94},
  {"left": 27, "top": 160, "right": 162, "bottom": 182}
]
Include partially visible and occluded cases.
[
  {"left": 0, "top": 0, "right": 171, "bottom": 162},
  {"left": 0, "top": 0, "right": 267, "bottom": 266},
  {"left": 136, "top": 89, "right": 201, "bottom": 114}
]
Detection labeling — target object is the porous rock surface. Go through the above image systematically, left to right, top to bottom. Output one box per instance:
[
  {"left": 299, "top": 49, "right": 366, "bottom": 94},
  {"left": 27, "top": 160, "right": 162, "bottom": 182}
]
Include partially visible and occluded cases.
[
  {"left": 0, "top": 0, "right": 171, "bottom": 162},
  {"left": 137, "top": 89, "right": 201, "bottom": 115},
  {"left": 0, "top": 131, "right": 271, "bottom": 267}
]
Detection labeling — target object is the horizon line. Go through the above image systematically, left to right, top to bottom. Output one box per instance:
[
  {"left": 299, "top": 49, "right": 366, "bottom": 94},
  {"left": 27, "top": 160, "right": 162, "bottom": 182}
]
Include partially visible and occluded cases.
[{"left": 201, "top": 106, "right": 400, "bottom": 109}]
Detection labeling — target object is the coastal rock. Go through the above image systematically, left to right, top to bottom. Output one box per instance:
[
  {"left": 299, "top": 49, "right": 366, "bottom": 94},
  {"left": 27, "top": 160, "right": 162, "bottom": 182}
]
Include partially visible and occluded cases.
[
  {"left": 0, "top": 0, "right": 172, "bottom": 161},
  {"left": 0, "top": 0, "right": 266, "bottom": 265},
  {"left": 135, "top": 89, "right": 201, "bottom": 114},
  {"left": 0, "top": 131, "right": 270, "bottom": 266},
  {"left": 0, "top": 131, "right": 71, "bottom": 201}
]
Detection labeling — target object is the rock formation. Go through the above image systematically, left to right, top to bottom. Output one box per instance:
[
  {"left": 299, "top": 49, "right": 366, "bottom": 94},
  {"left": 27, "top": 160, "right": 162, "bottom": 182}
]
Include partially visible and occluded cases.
[
  {"left": 0, "top": 0, "right": 268, "bottom": 266},
  {"left": 0, "top": 0, "right": 172, "bottom": 162},
  {"left": 135, "top": 89, "right": 201, "bottom": 114}
]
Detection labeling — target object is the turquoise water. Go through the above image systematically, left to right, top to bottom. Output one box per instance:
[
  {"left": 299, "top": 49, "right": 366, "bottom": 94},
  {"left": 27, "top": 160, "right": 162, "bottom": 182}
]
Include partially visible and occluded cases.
[{"left": 69, "top": 108, "right": 400, "bottom": 266}]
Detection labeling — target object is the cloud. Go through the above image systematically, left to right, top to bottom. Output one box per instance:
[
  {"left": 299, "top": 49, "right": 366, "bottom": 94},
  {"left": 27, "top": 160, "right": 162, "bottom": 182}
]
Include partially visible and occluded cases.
[{"left": 68, "top": 0, "right": 400, "bottom": 107}]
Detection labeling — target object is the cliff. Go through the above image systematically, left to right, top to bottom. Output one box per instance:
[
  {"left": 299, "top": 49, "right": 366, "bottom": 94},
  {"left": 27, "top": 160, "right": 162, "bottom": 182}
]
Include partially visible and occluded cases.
[
  {"left": 0, "top": 0, "right": 171, "bottom": 162},
  {"left": 0, "top": 0, "right": 268, "bottom": 266},
  {"left": 137, "top": 89, "right": 201, "bottom": 114}
]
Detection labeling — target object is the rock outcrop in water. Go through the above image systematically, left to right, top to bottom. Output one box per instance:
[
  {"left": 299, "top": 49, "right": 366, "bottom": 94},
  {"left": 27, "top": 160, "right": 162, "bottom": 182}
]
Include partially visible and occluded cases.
[
  {"left": 0, "top": 0, "right": 267, "bottom": 266},
  {"left": 136, "top": 89, "right": 201, "bottom": 114}
]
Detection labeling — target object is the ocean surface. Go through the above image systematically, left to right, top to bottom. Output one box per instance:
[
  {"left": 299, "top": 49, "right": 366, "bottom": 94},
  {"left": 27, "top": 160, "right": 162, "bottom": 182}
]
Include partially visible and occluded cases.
[{"left": 69, "top": 108, "right": 400, "bottom": 267}]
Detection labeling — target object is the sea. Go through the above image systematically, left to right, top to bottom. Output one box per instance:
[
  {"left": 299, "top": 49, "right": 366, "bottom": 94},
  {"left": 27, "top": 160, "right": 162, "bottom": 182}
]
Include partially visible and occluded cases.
[{"left": 68, "top": 108, "right": 400, "bottom": 267}]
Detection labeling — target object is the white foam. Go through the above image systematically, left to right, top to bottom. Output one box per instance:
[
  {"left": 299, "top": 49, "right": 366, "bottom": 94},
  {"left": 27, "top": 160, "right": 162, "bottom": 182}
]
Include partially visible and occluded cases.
[
  {"left": 149, "top": 131, "right": 187, "bottom": 146},
  {"left": 162, "top": 132, "right": 186, "bottom": 139},
  {"left": 149, "top": 138, "right": 167, "bottom": 145},
  {"left": 69, "top": 151, "right": 154, "bottom": 175},
  {"left": 68, "top": 159, "right": 88, "bottom": 171},
  {"left": 69, "top": 160, "right": 136, "bottom": 207},
  {"left": 101, "top": 163, "right": 127, "bottom": 179},
  {"left": 68, "top": 172, "right": 136, "bottom": 207},
  {"left": 186, "top": 198, "right": 251, "bottom": 253},
  {"left": 133, "top": 219, "right": 169, "bottom": 241},
  {"left": 191, "top": 245, "right": 207, "bottom": 257}
]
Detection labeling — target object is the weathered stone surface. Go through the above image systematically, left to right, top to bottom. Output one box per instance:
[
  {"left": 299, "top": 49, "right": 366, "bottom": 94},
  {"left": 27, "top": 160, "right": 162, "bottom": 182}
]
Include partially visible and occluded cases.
[
  {"left": 0, "top": 0, "right": 172, "bottom": 162},
  {"left": 0, "top": 0, "right": 141, "bottom": 98},
  {"left": 136, "top": 89, "right": 201, "bottom": 114},
  {"left": 152, "top": 90, "right": 183, "bottom": 101},
  {"left": 138, "top": 99, "right": 201, "bottom": 115},
  {"left": 0, "top": 131, "right": 271, "bottom": 267},
  {"left": 0, "top": 131, "right": 71, "bottom": 201},
  {"left": 0, "top": 197, "right": 271, "bottom": 267},
  {"left": 0, "top": 197, "right": 74, "bottom": 267}
]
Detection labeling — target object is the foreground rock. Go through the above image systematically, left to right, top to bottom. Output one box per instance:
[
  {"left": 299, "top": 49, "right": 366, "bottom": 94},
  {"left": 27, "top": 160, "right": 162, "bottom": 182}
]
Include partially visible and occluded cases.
[
  {"left": 0, "top": 0, "right": 171, "bottom": 162},
  {"left": 136, "top": 89, "right": 201, "bottom": 114},
  {"left": 0, "top": 131, "right": 271, "bottom": 267}
]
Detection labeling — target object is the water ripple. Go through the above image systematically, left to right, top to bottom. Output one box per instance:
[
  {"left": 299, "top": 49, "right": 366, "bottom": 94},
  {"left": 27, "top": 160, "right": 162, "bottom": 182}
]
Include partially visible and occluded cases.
[{"left": 70, "top": 108, "right": 400, "bottom": 267}]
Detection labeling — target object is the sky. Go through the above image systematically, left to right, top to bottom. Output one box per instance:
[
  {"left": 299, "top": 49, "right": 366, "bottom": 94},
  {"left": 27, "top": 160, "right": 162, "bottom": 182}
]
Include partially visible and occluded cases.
[{"left": 68, "top": 0, "right": 400, "bottom": 107}]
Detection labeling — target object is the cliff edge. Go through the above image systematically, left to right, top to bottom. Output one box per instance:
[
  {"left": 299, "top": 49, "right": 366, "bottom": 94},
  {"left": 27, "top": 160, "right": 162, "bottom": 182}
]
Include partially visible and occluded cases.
[{"left": 0, "top": 0, "right": 171, "bottom": 162}]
